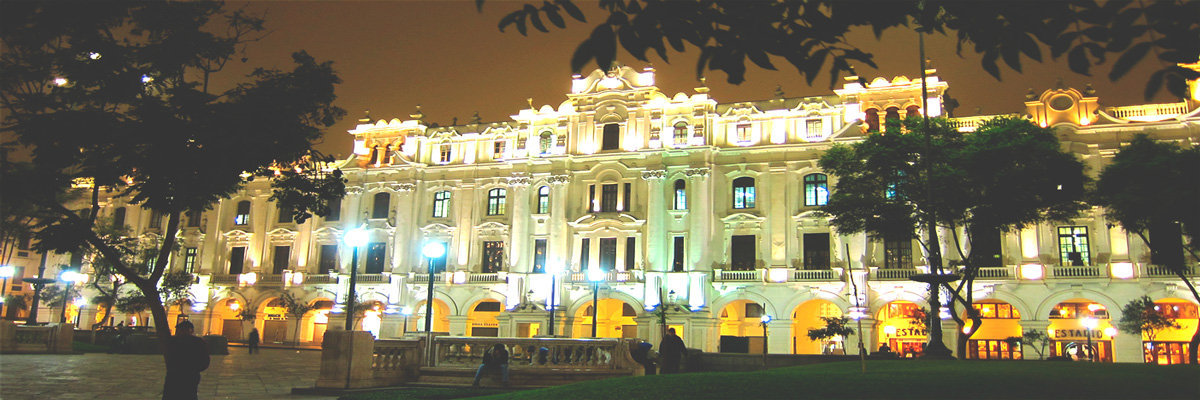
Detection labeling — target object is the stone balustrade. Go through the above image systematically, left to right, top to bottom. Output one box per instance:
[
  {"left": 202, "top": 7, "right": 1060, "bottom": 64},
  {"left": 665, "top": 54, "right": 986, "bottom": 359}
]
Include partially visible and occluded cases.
[
  {"left": 0, "top": 321, "right": 75, "bottom": 354},
  {"left": 433, "top": 336, "right": 638, "bottom": 370}
]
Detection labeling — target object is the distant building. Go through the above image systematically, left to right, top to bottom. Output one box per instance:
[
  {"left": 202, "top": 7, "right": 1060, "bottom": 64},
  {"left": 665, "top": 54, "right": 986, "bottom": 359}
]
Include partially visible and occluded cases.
[{"left": 47, "top": 62, "right": 1200, "bottom": 363}]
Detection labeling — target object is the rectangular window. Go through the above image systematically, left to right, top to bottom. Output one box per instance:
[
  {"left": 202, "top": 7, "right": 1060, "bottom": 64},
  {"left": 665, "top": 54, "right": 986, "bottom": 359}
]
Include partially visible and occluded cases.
[
  {"left": 806, "top": 119, "right": 824, "bottom": 138},
  {"left": 602, "top": 123, "right": 621, "bottom": 150},
  {"left": 736, "top": 123, "right": 752, "bottom": 142},
  {"left": 494, "top": 140, "right": 505, "bottom": 158},
  {"left": 439, "top": 144, "right": 452, "bottom": 163},
  {"left": 623, "top": 183, "right": 631, "bottom": 211},
  {"left": 601, "top": 184, "right": 618, "bottom": 212},
  {"left": 589, "top": 185, "right": 597, "bottom": 212},
  {"left": 536, "top": 187, "right": 550, "bottom": 214},
  {"left": 432, "top": 191, "right": 450, "bottom": 218},
  {"left": 325, "top": 197, "right": 341, "bottom": 221},
  {"left": 234, "top": 201, "right": 250, "bottom": 225},
  {"left": 277, "top": 204, "right": 291, "bottom": 223},
  {"left": 148, "top": 210, "right": 163, "bottom": 229},
  {"left": 186, "top": 210, "right": 201, "bottom": 227},
  {"left": 1058, "top": 226, "right": 1090, "bottom": 266},
  {"left": 803, "top": 233, "right": 830, "bottom": 269},
  {"left": 730, "top": 235, "right": 756, "bottom": 271},
  {"left": 672, "top": 236, "right": 685, "bottom": 272},
  {"left": 884, "top": 236, "right": 913, "bottom": 269},
  {"left": 624, "top": 237, "right": 636, "bottom": 270},
  {"left": 580, "top": 238, "right": 591, "bottom": 271},
  {"left": 599, "top": 238, "right": 617, "bottom": 271},
  {"left": 533, "top": 239, "right": 547, "bottom": 273},
  {"left": 482, "top": 241, "right": 505, "bottom": 273},
  {"left": 365, "top": 242, "right": 387, "bottom": 274},
  {"left": 319, "top": 244, "right": 338, "bottom": 274},
  {"left": 273, "top": 246, "right": 291, "bottom": 275},
  {"left": 228, "top": 247, "right": 246, "bottom": 275},
  {"left": 183, "top": 248, "right": 197, "bottom": 274},
  {"left": 973, "top": 303, "right": 1021, "bottom": 319},
  {"left": 968, "top": 339, "right": 1023, "bottom": 360}
]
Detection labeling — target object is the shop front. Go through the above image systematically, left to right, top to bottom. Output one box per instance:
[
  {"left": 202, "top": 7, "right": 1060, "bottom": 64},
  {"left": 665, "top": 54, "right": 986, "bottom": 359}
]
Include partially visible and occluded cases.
[
  {"left": 262, "top": 298, "right": 288, "bottom": 344},
  {"left": 1142, "top": 299, "right": 1198, "bottom": 365},
  {"left": 718, "top": 300, "right": 766, "bottom": 353},
  {"left": 877, "top": 300, "right": 927, "bottom": 358},
  {"left": 1048, "top": 300, "right": 1115, "bottom": 362},
  {"left": 963, "top": 301, "right": 1023, "bottom": 360}
]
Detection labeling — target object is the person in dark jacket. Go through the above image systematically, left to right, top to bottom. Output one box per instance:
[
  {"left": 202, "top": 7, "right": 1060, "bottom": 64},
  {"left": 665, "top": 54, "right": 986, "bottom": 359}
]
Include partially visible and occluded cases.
[
  {"left": 162, "top": 320, "right": 210, "bottom": 400},
  {"left": 247, "top": 327, "right": 260, "bottom": 354},
  {"left": 659, "top": 328, "right": 687, "bottom": 374},
  {"left": 473, "top": 343, "right": 510, "bottom": 387}
]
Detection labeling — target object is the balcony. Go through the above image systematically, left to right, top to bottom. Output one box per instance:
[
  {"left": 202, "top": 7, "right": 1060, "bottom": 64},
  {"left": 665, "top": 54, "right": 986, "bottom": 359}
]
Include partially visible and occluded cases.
[
  {"left": 1103, "top": 102, "right": 1189, "bottom": 121},
  {"left": 1144, "top": 264, "right": 1198, "bottom": 277},
  {"left": 1051, "top": 265, "right": 1102, "bottom": 278},
  {"left": 874, "top": 268, "right": 919, "bottom": 280},
  {"left": 713, "top": 269, "right": 760, "bottom": 282},
  {"left": 792, "top": 269, "right": 840, "bottom": 281},
  {"left": 564, "top": 270, "right": 644, "bottom": 284},
  {"left": 210, "top": 274, "right": 238, "bottom": 284},
  {"left": 305, "top": 274, "right": 338, "bottom": 284},
  {"left": 356, "top": 274, "right": 389, "bottom": 284}
]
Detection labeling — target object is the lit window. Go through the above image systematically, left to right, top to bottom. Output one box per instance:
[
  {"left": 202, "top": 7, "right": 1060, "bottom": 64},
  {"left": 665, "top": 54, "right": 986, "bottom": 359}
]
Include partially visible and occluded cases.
[
  {"left": 806, "top": 119, "right": 824, "bottom": 138},
  {"left": 673, "top": 121, "right": 689, "bottom": 145},
  {"left": 736, "top": 123, "right": 751, "bottom": 143},
  {"left": 539, "top": 131, "right": 553, "bottom": 154},
  {"left": 494, "top": 139, "right": 506, "bottom": 158},
  {"left": 439, "top": 143, "right": 451, "bottom": 163},
  {"left": 804, "top": 173, "right": 829, "bottom": 206},
  {"left": 732, "top": 177, "right": 755, "bottom": 209},
  {"left": 673, "top": 179, "right": 687, "bottom": 210},
  {"left": 600, "top": 184, "right": 618, "bottom": 212},
  {"left": 536, "top": 186, "right": 550, "bottom": 214},
  {"left": 487, "top": 188, "right": 507, "bottom": 216},
  {"left": 432, "top": 191, "right": 450, "bottom": 218},
  {"left": 372, "top": 192, "right": 390, "bottom": 219},
  {"left": 324, "top": 197, "right": 341, "bottom": 221},
  {"left": 234, "top": 201, "right": 250, "bottom": 225},
  {"left": 1058, "top": 226, "right": 1090, "bottom": 266},
  {"left": 884, "top": 235, "right": 912, "bottom": 269},
  {"left": 183, "top": 248, "right": 197, "bottom": 274}
]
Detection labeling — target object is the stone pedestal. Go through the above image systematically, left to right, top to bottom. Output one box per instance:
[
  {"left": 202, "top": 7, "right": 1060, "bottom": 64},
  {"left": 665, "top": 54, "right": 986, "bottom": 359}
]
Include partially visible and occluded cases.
[{"left": 315, "top": 330, "right": 375, "bottom": 389}]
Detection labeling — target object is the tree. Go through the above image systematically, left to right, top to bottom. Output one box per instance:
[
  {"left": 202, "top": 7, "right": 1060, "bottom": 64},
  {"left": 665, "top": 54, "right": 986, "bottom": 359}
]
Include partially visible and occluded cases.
[
  {"left": 0, "top": 0, "right": 345, "bottom": 364},
  {"left": 488, "top": 0, "right": 1200, "bottom": 99},
  {"left": 818, "top": 116, "right": 1087, "bottom": 358},
  {"left": 1094, "top": 134, "right": 1200, "bottom": 364},
  {"left": 159, "top": 270, "right": 195, "bottom": 315},
  {"left": 38, "top": 280, "right": 83, "bottom": 321},
  {"left": 114, "top": 291, "right": 151, "bottom": 326},
  {"left": 280, "top": 291, "right": 314, "bottom": 347},
  {"left": 4, "top": 293, "right": 30, "bottom": 320},
  {"left": 1118, "top": 296, "right": 1180, "bottom": 343},
  {"left": 238, "top": 307, "right": 257, "bottom": 342},
  {"left": 806, "top": 316, "right": 855, "bottom": 354},
  {"left": 1007, "top": 329, "right": 1050, "bottom": 360}
]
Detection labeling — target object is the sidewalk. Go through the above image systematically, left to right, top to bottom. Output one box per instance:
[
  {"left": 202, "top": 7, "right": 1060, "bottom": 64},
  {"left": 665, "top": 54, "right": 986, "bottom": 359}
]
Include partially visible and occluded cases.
[{"left": 0, "top": 348, "right": 336, "bottom": 400}]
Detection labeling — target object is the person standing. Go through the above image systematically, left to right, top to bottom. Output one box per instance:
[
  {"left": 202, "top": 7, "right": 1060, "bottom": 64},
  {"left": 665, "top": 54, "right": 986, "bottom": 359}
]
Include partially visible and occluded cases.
[
  {"left": 163, "top": 320, "right": 210, "bottom": 400},
  {"left": 247, "top": 327, "right": 259, "bottom": 354},
  {"left": 659, "top": 328, "right": 686, "bottom": 374},
  {"left": 473, "top": 343, "right": 510, "bottom": 387}
]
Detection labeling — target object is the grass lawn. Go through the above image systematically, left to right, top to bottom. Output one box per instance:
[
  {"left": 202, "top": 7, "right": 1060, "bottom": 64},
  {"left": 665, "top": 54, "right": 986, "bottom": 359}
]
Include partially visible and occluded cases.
[{"left": 340, "top": 360, "right": 1199, "bottom": 400}]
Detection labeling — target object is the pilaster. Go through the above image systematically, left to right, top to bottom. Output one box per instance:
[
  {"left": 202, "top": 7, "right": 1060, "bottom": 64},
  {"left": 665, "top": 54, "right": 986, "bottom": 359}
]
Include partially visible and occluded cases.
[{"left": 641, "top": 170, "right": 667, "bottom": 272}]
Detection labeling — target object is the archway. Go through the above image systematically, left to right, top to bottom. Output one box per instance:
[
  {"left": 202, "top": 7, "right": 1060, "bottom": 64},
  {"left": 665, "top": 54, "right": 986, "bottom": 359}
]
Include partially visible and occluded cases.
[
  {"left": 260, "top": 297, "right": 288, "bottom": 344},
  {"left": 1142, "top": 297, "right": 1198, "bottom": 365},
  {"left": 216, "top": 298, "right": 246, "bottom": 342},
  {"left": 304, "top": 298, "right": 334, "bottom": 344},
  {"left": 1047, "top": 298, "right": 1114, "bottom": 362},
  {"left": 414, "top": 299, "right": 451, "bottom": 333},
  {"left": 467, "top": 299, "right": 503, "bottom": 337},
  {"left": 573, "top": 299, "right": 637, "bottom": 339},
  {"left": 791, "top": 299, "right": 844, "bottom": 354},
  {"left": 359, "top": 300, "right": 385, "bottom": 338},
  {"left": 719, "top": 300, "right": 767, "bottom": 353},
  {"left": 877, "top": 300, "right": 927, "bottom": 358},
  {"left": 962, "top": 300, "right": 1024, "bottom": 360}
]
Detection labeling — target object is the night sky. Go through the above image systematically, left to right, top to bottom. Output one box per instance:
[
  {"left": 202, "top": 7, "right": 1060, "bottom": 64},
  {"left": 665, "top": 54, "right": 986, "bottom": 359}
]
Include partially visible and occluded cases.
[{"left": 222, "top": 1, "right": 1170, "bottom": 158}]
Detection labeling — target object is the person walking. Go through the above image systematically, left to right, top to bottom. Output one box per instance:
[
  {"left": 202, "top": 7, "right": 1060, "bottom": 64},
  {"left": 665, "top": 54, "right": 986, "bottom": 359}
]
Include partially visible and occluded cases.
[
  {"left": 162, "top": 320, "right": 210, "bottom": 400},
  {"left": 247, "top": 327, "right": 260, "bottom": 354},
  {"left": 659, "top": 328, "right": 686, "bottom": 374},
  {"left": 473, "top": 343, "right": 510, "bottom": 387}
]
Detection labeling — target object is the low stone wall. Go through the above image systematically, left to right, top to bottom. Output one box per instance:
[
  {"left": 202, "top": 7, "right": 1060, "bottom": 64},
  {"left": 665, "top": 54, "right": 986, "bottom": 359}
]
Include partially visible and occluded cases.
[{"left": 0, "top": 321, "right": 75, "bottom": 354}]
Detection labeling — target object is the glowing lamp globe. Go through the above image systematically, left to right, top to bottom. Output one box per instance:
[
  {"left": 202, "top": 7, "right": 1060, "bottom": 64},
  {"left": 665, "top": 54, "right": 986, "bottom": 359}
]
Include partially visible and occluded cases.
[
  {"left": 344, "top": 226, "right": 369, "bottom": 247},
  {"left": 422, "top": 242, "right": 446, "bottom": 259}
]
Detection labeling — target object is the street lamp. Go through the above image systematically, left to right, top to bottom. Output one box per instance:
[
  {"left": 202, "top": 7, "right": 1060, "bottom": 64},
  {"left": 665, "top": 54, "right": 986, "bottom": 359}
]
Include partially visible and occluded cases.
[
  {"left": 342, "top": 225, "right": 369, "bottom": 331},
  {"left": 422, "top": 241, "right": 445, "bottom": 367},
  {"left": 546, "top": 262, "right": 562, "bottom": 337},
  {"left": 588, "top": 268, "right": 605, "bottom": 338},
  {"left": 59, "top": 270, "right": 88, "bottom": 324},
  {"left": 400, "top": 306, "right": 412, "bottom": 336},
  {"left": 760, "top": 315, "right": 772, "bottom": 358},
  {"left": 1081, "top": 317, "right": 1098, "bottom": 362}
]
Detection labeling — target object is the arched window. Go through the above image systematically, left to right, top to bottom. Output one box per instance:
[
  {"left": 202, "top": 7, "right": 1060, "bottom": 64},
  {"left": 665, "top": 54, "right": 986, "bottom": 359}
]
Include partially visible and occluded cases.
[
  {"left": 906, "top": 105, "right": 921, "bottom": 119},
  {"left": 884, "top": 106, "right": 901, "bottom": 131},
  {"left": 865, "top": 108, "right": 880, "bottom": 132},
  {"left": 673, "top": 121, "right": 688, "bottom": 145},
  {"left": 601, "top": 123, "right": 620, "bottom": 150},
  {"left": 539, "top": 131, "right": 553, "bottom": 154},
  {"left": 438, "top": 143, "right": 452, "bottom": 163},
  {"left": 368, "top": 145, "right": 380, "bottom": 164},
  {"left": 804, "top": 173, "right": 829, "bottom": 206},
  {"left": 732, "top": 177, "right": 756, "bottom": 209},
  {"left": 673, "top": 179, "right": 687, "bottom": 210},
  {"left": 536, "top": 186, "right": 550, "bottom": 214},
  {"left": 486, "top": 188, "right": 507, "bottom": 216},
  {"left": 432, "top": 191, "right": 450, "bottom": 218},
  {"left": 372, "top": 192, "right": 390, "bottom": 219},
  {"left": 234, "top": 201, "right": 250, "bottom": 225},
  {"left": 113, "top": 207, "right": 126, "bottom": 229}
]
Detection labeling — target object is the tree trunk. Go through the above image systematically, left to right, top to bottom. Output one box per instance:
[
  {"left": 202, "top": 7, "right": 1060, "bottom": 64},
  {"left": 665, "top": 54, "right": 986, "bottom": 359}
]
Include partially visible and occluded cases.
[{"left": 137, "top": 281, "right": 172, "bottom": 361}]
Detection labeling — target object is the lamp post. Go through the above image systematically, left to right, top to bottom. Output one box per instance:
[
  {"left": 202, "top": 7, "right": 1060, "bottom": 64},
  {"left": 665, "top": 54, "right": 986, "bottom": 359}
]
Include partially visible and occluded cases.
[
  {"left": 342, "top": 225, "right": 368, "bottom": 331},
  {"left": 422, "top": 241, "right": 445, "bottom": 366},
  {"left": 23, "top": 254, "right": 57, "bottom": 325},
  {"left": 546, "top": 262, "right": 561, "bottom": 337},
  {"left": 0, "top": 265, "right": 14, "bottom": 317},
  {"left": 588, "top": 268, "right": 604, "bottom": 338},
  {"left": 58, "top": 270, "right": 87, "bottom": 324},
  {"left": 400, "top": 306, "right": 412, "bottom": 336},
  {"left": 760, "top": 315, "right": 772, "bottom": 359},
  {"left": 1081, "top": 317, "right": 1097, "bottom": 362}
]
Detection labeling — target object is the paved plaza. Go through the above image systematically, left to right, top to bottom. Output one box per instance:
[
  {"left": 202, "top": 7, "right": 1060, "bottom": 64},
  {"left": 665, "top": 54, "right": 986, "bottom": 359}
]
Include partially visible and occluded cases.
[{"left": 1, "top": 348, "right": 337, "bottom": 400}]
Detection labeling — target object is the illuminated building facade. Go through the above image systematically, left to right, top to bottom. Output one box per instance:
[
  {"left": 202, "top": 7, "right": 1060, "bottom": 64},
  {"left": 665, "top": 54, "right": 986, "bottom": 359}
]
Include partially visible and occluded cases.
[{"left": 53, "top": 63, "right": 1200, "bottom": 363}]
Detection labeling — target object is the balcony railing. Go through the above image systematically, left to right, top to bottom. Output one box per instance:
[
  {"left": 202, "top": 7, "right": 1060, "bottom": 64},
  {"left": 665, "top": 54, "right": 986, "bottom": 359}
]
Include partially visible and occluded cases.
[
  {"left": 1103, "top": 102, "right": 1189, "bottom": 120},
  {"left": 1145, "top": 264, "right": 1197, "bottom": 277},
  {"left": 1051, "top": 265, "right": 1102, "bottom": 278},
  {"left": 975, "top": 267, "right": 1012, "bottom": 279},
  {"left": 874, "top": 268, "right": 919, "bottom": 280},
  {"left": 713, "top": 269, "right": 760, "bottom": 282},
  {"left": 793, "top": 269, "right": 839, "bottom": 281},
  {"left": 564, "top": 270, "right": 644, "bottom": 284},
  {"left": 414, "top": 273, "right": 443, "bottom": 284},
  {"left": 210, "top": 274, "right": 238, "bottom": 284},
  {"left": 305, "top": 274, "right": 338, "bottom": 284},
  {"left": 356, "top": 274, "right": 389, "bottom": 283}
]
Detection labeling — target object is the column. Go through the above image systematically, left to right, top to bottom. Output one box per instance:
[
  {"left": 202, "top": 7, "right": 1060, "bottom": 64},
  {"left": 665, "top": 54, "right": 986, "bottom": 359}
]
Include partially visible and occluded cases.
[
  {"left": 766, "top": 166, "right": 789, "bottom": 266},
  {"left": 686, "top": 168, "right": 713, "bottom": 271},
  {"left": 641, "top": 170, "right": 667, "bottom": 271},
  {"left": 508, "top": 175, "right": 532, "bottom": 272},
  {"left": 547, "top": 175, "right": 571, "bottom": 269},
  {"left": 451, "top": 182, "right": 477, "bottom": 270},
  {"left": 390, "top": 183, "right": 416, "bottom": 273},
  {"left": 342, "top": 186, "right": 365, "bottom": 274},
  {"left": 447, "top": 315, "right": 469, "bottom": 336},
  {"left": 689, "top": 316, "right": 721, "bottom": 352},
  {"left": 846, "top": 317, "right": 877, "bottom": 356},
  {"left": 940, "top": 318, "right": 959, "bottom": 357},
  {"left": 765, "top": 320, "right": 790, "bottom": 354},
  {"left": 1021, "top": 320, "right": 1051, "bottom": 360},
  {"left": 1113, "top": 324, "right": 1144, "bottom": 363}
]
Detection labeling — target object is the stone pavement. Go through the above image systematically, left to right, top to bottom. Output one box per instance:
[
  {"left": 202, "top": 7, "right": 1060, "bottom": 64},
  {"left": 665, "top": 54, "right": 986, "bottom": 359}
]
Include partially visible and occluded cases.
[{"left": 1, "top": 348, "right": 337, "bottom": 400}]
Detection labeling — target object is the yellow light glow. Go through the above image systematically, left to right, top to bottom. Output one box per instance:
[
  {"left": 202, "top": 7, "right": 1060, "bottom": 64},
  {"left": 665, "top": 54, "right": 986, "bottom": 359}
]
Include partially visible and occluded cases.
[
  {"left": 54, "top": 77, "right": 68, "bottom": 86},
  {"left": 600, "top": 77, "right": 621, "bottom": 89},
  {"left": 1110, "top": 262, "right": 1135, "bottom": 279},
  {"left": 1020, "top": 264, "right": 1043, "bottom": 280},
  {"left": 1086, "top": 303, "right": 1103, "bottom": 312},
  {"left": 883, "top": 325, "right": 897, "bottom": 335},
  {"left": 1103, "top": 327, "right": 1117, "bottom": 337}
]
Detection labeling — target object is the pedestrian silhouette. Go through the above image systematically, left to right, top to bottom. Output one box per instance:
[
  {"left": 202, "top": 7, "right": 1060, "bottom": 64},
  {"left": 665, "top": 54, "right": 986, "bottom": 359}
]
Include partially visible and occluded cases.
[
  {"left": 162, "top": 320, "right": 209, "bottom": 400},
  {"left": 248, "top": 327, "right": 260, "bottom": 354},
  {"left": 660, "top": 328, "right": 686, "bottom": 374}
]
